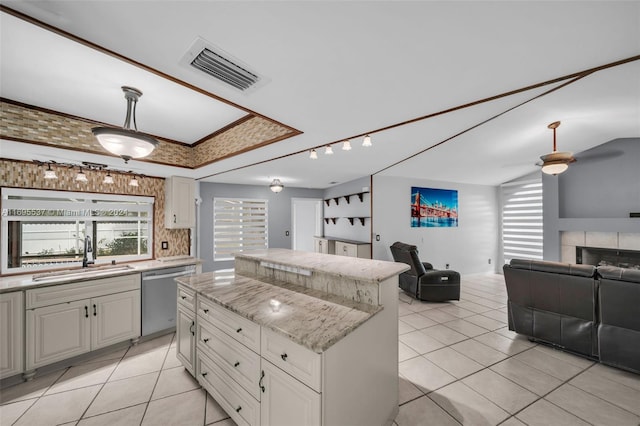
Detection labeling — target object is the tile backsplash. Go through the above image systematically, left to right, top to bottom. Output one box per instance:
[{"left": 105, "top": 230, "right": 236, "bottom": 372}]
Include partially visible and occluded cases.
[{"left": 0, "top": 159, "right": 189, "bottom": 259}]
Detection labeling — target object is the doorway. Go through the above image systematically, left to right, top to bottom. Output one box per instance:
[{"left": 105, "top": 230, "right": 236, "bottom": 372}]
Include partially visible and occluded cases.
[{"left": 291, "top": 198, "right": 323, "bottom": 252}]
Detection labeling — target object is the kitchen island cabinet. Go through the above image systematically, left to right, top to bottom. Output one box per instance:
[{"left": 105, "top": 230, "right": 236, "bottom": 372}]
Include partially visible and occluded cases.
[{"left": 0, "top": 291, "right": 23, "bottom": 379}]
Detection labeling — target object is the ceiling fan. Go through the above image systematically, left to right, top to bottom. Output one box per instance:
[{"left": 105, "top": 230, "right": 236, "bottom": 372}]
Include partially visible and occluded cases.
[{"left": 539, "top": 121, "right": 576, "bottom": 175}]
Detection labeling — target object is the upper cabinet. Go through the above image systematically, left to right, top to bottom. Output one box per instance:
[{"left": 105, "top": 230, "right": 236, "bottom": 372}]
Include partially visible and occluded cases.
[{"left": 165, "top": 176, "right": 195, "bottom": 229}]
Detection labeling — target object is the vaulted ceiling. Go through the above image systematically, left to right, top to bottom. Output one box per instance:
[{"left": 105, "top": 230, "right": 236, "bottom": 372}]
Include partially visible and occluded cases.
[{"left": 1, "top": 1, "right": 639, "bottom": 188}]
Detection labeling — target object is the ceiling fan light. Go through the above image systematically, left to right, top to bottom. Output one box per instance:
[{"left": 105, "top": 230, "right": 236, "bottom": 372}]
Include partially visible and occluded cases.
[
  {"left": 362, "top": 135, "right": 372, "bottom": 147},
  {"left": 342, "top": 140, "right": 352, "bottom": 151},
  {"left": 541, "top": 161, "right": 569, "bottom": 175},
  {"left": 269, "top": 178, "right": 284, "bottom": 193}
]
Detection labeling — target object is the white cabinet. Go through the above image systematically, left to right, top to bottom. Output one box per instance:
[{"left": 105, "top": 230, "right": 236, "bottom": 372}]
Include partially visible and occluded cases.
[
  {"left": 165, "top": 176, "right": 195, "bottom": 229},
  {"left": 313, "top": 237, "right": 335, "bottom": 255},
  {"left": 335, "top": 241, "right": 371, "bottom": 259},
  {"left": 26, "top": 274, "right": 141, "bottom": 371},
  {"left": 176, "top": 284, "right": 196, "bottom": 375},
  {"left": 0, "top": 291, "right": 24, "bottom": 379},
  {"left": 260, "top": 360, "right": 321, "bottom": 426}
]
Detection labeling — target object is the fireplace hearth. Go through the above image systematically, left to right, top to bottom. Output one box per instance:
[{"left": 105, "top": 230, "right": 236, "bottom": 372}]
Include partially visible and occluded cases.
[{"left": 576, "top": 246, "right": 640, "bottom": 270}]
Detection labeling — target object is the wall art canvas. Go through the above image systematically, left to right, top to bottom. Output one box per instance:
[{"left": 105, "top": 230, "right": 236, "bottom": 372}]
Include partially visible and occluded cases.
[{"left": 411, "top": 186, "right": 458, "bottom": 227}]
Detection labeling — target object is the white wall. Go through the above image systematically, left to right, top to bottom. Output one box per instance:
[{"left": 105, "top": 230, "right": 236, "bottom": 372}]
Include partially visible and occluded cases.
[
  {"left": 372, "top": 175, "right": 499, "bottom": 274},
  {"left": 323, "top": 176, "right": 372, "bottom": 242}
]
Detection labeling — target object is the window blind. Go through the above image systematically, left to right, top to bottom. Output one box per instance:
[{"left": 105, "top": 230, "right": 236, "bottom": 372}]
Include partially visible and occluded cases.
[
  {"left": 501, "top": 178, "right": 543, "bottom": 264},
  {"left": 213, "top": 198, "right": 268, "bottom": 261}
]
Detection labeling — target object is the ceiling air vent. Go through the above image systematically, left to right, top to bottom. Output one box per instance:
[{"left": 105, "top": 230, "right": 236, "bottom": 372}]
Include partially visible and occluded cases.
[{"left": 183, "top": 39, "right": 261, "bottom": 91}]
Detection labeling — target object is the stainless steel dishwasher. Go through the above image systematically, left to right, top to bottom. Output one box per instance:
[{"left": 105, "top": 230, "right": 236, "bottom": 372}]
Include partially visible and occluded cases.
[{"left": 141, "top": 264, "right": 197, "bottom": 336}]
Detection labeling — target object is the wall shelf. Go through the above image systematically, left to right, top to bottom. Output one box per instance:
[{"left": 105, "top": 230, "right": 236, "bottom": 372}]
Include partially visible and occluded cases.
[
  {"left": 323, "top": 191, "right": 369, "bottom": 206},
  {"left": 324, "top": 217, "right": 339, "bottom": 225},
  {"left": 347, "top": 217, "right": 369, "bottom": 226}
]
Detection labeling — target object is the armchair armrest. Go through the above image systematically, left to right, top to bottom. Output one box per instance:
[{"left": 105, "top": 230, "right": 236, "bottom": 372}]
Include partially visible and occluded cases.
[{"left": 422, "top": 262, "right": 433, "bottom": 270}]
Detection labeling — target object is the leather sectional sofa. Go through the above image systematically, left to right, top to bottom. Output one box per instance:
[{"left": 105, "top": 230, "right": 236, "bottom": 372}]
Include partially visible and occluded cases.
[{"left": 503, "top": 259, "right": 640, "bottom": 374}]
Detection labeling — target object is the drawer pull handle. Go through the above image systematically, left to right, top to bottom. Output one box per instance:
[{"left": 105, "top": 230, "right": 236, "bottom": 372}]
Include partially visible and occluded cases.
[
  {"left": 181, "top": 296, "right": 187, "bottom": 300},
  {"left": 93, "top": 304, "right": 97, "bottom": 316},
  {"left": 85, "top": 306, "right": 89, "bottom": 318},
  {"left": 203, "top": 309, "right": 209, "bottom": 314},
  {"left": 190, "top": 321, "right": 195, "bottom": 336},
  {"left": 236, "top": 328, "right": 242, "bottom": 333},
  {"left": 203, "top": 338, "right": 209, "bottom": 343},
  {"left": 281, "top": 353, "right": 288, "bottom": 361},
  {"left": 234, "top": 361, "right": 240, "bottom": 367},
  {"left": 259, "top": 370, "right": 265, "bottom": 393},
  {"left": 202, "top": 372, "right": 207, "bottom": 377},
  {"left": 236, "top": 406, "right": 242, "bottom": 413}
]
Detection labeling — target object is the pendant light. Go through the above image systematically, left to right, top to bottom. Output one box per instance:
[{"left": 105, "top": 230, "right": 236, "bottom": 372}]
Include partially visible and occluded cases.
[
  {"left": 92, "top": 86, "right": 159, "bottom": 163},
  {"left": 540, "top": 121, "right": 575, "bottom": 175},
  {"left": 362, "top": 135, "right": 372, "bottom": 147},
  {"left": 342, "top": 140, "right": 352, "bottom": 151},
  {"left": 325, "top": 145, "right": 334, "bottom": 155},
  {"left": 309, "top": 149, "right": 318, "bottom": 160},
  {"left": 44, "top": 163, "right": 57, "bottom": 179},
  {"left": 76, "top": 167, "right": 88, "bottom": 182},
  {"left": 103, "top": 173, "right": 114, "bottom": 184},
  {"left": 129, "top": 176, "right": 139, "bottom": 187},
  {"left": 269, "top": 178, "right": 284, "bottom": 193}
]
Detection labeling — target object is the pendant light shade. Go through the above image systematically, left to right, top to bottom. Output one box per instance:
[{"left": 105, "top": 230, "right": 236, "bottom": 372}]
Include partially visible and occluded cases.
[
  {"left": 92, "top": 86, "right": 159, "bottom": 163},
  {"left": 540, "top": 121, "right": 575, "bottom": 175},
  {"left": 362, "top": 135, "right": 372, "bottom": 147},
  {"left": 342, "top": 140, "right": 352, "bottom": 151},
  {"left": 325, "top": 145, "right": 334, "bottom": 155},
  {"left": 309, "top": 149, "right": 318, "bottom": 160},
  {"left": 44, "top": 163, "right": 57, "bottom": 179},
  {"left": 76, "top": 168, "right": 88, "bottom": 182},
  {"left": 103, "top": 173, "right": 114, "bottom": 184},
  {"left": 129, "top": 176, "right": 139, "bottom": 187},
  {"left": 269, "top": 178, "right": 284, "bottom": 193}
]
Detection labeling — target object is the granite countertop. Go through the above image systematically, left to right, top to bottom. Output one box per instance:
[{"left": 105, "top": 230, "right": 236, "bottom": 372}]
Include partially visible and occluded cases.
[
  {"left": 235, "top": 248, "right": 409, "bottom": 284},
  {"left": 0, "top": 256, "right": 202, "bottom": 293},
  {"left": 177, "top": 271, "right": 382, "bottom": 353}
]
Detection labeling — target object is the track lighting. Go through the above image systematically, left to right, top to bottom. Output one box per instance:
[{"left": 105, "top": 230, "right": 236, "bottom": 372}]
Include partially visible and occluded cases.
[
  {"left": 362, "top": 135, "right": 372, "bottom": 147},
  {"left": 342, "top": 140, "right": 352, "bottom": 151},
  {"left": 325, "top": 145, "right": 334, "bottom": 155},
  {"left": 309, "top": 149, "right": 318, "bottom": 160},
  {"left": 44, "top": 163, "right": 57, "bottom": 179},
  {"left": 76, "top": 168, "right": 88, "bottom": 182},
  {"left": 103, "top": 173, "right": 114, "bottom": 184},
  {"left": 129, "top": 176, "right": 139, "bottom": 187}
]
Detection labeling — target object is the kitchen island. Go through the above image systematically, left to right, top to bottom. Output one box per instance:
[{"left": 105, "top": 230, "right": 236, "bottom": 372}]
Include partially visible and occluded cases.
[{"left": 176, "top": 249, "right": 408, "bottom": 426}]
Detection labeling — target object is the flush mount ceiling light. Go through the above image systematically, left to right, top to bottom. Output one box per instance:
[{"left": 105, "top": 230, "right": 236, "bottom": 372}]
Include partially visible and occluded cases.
[
  {"left": 92, "top": 86, "right": 159, "bottom": 163},
  {"left": 540, "top": 121, "right": 575, "bottom": 175},
  {"left": 362, "top": 135, "right": 372, "bottom": 147},
  {"left": 342, "top": 140, "right": 352, "bottom": 151},
  {"left": 325, "top": 145, "right": 334, "bottom": 155},
  {"left": 309, "top": 149, "right": 318, "bottom": 160},
  {"left": 44, "top": 163, "right": 57, "bottom": 179},
  {"left": 269, "top": 178, "right": 284, "bottom": 193}
]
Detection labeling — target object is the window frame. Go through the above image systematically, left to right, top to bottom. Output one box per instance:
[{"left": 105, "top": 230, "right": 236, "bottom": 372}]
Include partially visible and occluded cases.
[
  {"left": 1, "top": 187, "right": 154, "bottom": 274},
  {"left": 213, "top": 197, "right": 269, "bottom": 261}
]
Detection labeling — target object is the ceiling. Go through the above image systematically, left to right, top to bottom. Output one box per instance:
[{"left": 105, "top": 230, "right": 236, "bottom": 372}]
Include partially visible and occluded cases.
[{"left": 1, "top": 1, "right": 639, "bottom": 189}]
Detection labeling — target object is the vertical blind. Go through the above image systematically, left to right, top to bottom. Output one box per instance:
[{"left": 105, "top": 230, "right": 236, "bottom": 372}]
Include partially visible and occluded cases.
[
  {"left": 501, "top": 178, "right": 543, "bottom": 264},
  {"left": 213, "top": 198, "right": 268, "bottom": 261}
]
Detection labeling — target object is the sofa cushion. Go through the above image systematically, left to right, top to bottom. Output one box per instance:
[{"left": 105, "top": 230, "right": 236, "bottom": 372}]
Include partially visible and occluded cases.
[
  {"left": 509, "top": 259, "right": 596, "bottom": 278},
  {"left": 598, "top": 266, "right": 640, "bottom": 283}
]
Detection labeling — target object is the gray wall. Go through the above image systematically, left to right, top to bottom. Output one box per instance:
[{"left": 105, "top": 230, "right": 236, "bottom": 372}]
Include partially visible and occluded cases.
[
  {"left": 543, "top": 138, "right": 640, "bottom": 260},
  {"left": 372, "top": 175, "right": 500, "bottom": 274},
  {"left": 322, "top": 176, "right": 372, "bottom": 242},
  {"left": 199, "top": 182, "right": 323, "bottom": 272}
]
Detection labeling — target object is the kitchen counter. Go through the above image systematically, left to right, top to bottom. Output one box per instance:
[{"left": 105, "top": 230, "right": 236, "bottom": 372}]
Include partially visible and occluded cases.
[
  {"left": 0, "top": 256, "right": 201, "bottom": 293},
  {"left": 177, "top": 271, "right": 380, "bottom": 353}
]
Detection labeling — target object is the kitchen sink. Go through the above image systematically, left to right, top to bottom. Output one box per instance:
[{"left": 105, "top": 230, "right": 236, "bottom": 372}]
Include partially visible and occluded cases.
[{"left": 32, "top": 264, "right": 135, "bottom": 281}]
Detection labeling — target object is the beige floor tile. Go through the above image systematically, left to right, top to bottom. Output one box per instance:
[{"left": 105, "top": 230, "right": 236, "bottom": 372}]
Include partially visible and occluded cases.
[
  {"left": 469, "top": 297, "right": 505, "bottom": 309},
  {"left": 405, "top": 300, "right": 444, "bottom": 313},
  {"left": 398, "top": 303, "right": 414, "bottom": 317},
  {"left": 437, "top": 305, "right": 476, "bottom": 318},
  {"left": 419, "top": 309, "right": 459, "bottom": 324},
  {"left": 479, "top": 309, "right": 508, "bottom": 323},
  {"left": 399, "top": 313, "right": 438, "bottom": 329},
  {"left": 464, "top": 314, "right": 505, "bottom": 331},
  {"left": 398, "top": 319, "right": 417, "bottom": 335},
  {"left": 442, "top": 319, "right": 488, "bottom": 337},
  {"left": 420, "top": 324, "right": 468, "bottom": 345},
  {"left": 493, "top": 326, "right": 520, "bottom": 340},
  {"left": 399, "top": 330, "right": 446, "bottom": 355},
  {"left": 473, "top": 332, "right": 534, "bottom": 356},
  {"left": 129, "top": 333, "right": 174, "bottom": 355},
  {"left": 450, "top": 340, "right": 508, "bottom": 367},
  {"left": 399, "top": 342, "right": 420, "bottom": 362},
  {"left": 532, "top": 345, "right": 594, "bottom": 369},
  {"left": 74, "top": 346, "right": 128, "bottom": 367},
  {"left": 163, "top": 346, "right": 184, "bottom": 370},
  {"left": 109, "top": 347, "right": 168, "bottom": 381},
  {"left": 424, "top": 347, "right": 484, "bottom": 379},
  {"left": 514, "top": 348, "right": 585, "bottom": 381},
  {"left": 399, "top": 357, "right": 456, "bottom": 393},
  {"left": 490, "top": 358, "right": 563, "bottom": 396},
  {"left": 45, "top": 359, "right": 117, "bottom": 395},
  {"left": 587, "top": 363, "right": 640, "bottom": 392},
  {"left": 152, "top": 366, "right": 201, "bottom": 400},
  {"left": 462, "top": 369, "right": 537, "bottom": 414},
  {"left": 0, "top": 370, "right": 65, "bottom": 404},
  {"left": 570, "top": 370, "right": 640, "bottom": 416},
  {"left": 85, "top": 371, "right": 158, "bottom": 417},
  {"left": 398, "top": 376, "right": 424, "bottom": 405},
  {"left": 429, "top": 381, "right": 509, "bottom": 425},
  {"left": 546, "top": 384, "right": 640, "bottom": 425},
  {"left": 14, "top": 385, "right": 101, "bottom": 426},
  {"left": 143, "top": 388, "right": 206, "bottom": 426},
  {"left": 206, "top": 393, "right": 231, "bottom": 425},
  {"left": 395, "top": 395, "right": 459, "bottom": 426},
  {"left": 0, "top": 398, "right": 37, "bottom": 425},
  {"left": 516, "top": 398, "right": 590, "bottom": 426},
  {"left": 78, "top": 403, "right": 147, "bottom": 426},
  {"left": 500, "top": 416, "right": 527, "bottom": 426}
]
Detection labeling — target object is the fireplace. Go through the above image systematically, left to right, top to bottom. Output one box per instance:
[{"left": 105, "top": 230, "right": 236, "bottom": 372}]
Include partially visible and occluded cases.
[{"left": 576, "top": 246, "right": 640, "bottom": 270}]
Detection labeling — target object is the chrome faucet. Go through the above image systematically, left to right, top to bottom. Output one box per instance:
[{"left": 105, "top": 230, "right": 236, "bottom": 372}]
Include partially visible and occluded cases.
[{"left": 83, "top": 235, "right": 95, "bottom": 268}]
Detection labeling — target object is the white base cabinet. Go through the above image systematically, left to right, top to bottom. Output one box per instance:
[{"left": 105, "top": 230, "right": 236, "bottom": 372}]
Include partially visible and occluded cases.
[
  {"left": 25, "top": 274, "right": 141, "bottom": 372},
  {"left": 176, "top": 284, "right": 196, "bottom": 375},
  {"left": 0, "top": 291, "right": 24, "bottom": 379}
]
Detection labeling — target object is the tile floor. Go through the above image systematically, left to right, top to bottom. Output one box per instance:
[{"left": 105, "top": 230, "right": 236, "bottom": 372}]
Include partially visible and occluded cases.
[{"left": 1, "top": 273, "right": 639, "bottom": 425}]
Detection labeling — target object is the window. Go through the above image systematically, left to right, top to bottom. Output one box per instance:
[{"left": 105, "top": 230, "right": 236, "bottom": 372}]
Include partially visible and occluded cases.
[
  {"left": 501, "top": 178, "right": 543, "bottom": 265},
  {"left": 1, "top": 188, "right": 153, "bottom": 274},
  {"left": 213, "top": 198, "right": 268, "bottom": 261}
]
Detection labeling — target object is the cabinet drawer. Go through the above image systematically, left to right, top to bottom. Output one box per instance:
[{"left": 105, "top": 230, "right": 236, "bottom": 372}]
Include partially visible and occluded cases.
[
  {"left": 26, "top": 274, "right": 141, "bottom": 309},
  {"left": 177, "top": 284, "right": 195, "bottom": 312},
  {"left": 197, "top": 297, "right": 260, "bottom": 353},
  {"left": 197, "top": 319, "right": 261, "bottom": 401},
  {"left": 261, "top": 328, "right": 321, "bottom": 392},
  {"left": 197, "top": 351, "right": 259, "bottom": 426}
]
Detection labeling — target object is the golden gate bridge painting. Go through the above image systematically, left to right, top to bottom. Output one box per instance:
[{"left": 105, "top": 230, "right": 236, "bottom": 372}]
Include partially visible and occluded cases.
[{"left": 411, "top": 187, "right": 458, "bottom": 227}]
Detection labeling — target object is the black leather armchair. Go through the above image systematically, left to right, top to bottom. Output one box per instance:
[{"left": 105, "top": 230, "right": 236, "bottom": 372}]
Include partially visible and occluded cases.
[{"left": 390, "top": 242, "right": 460, "bottom": 302}]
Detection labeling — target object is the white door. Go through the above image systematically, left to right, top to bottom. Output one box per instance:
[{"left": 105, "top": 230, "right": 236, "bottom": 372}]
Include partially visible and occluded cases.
[
  {"left": 291, "top": 198, "right": 323, "bottom": 252},
  {"left": 92, "top": 290, "right": 141, "bottom": 350}
]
